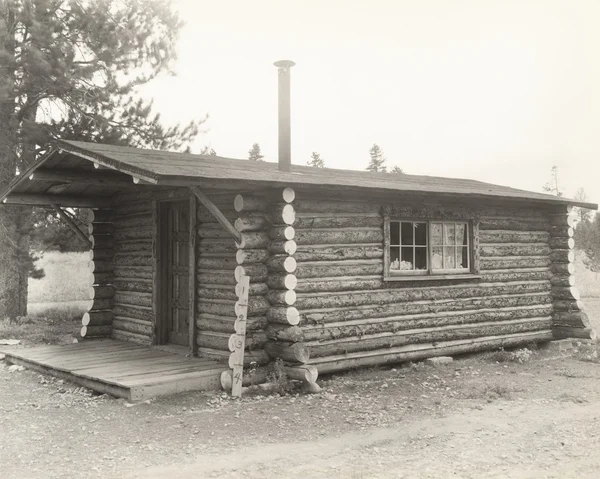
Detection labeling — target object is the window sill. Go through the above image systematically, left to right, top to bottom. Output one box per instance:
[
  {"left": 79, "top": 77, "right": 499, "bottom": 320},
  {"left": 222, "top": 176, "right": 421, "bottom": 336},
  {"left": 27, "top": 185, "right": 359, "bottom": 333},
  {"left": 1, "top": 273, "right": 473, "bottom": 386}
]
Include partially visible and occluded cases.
[{"left": 383, "top": 274, "right": 482, "bottom": 283}]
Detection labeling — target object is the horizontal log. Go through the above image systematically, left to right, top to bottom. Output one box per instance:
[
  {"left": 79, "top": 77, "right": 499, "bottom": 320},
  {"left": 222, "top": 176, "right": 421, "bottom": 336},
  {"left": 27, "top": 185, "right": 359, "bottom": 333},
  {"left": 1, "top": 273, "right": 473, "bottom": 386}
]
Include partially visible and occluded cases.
[
  {"left": 282, "top": 187, "right": 295, "bottom": 203},
  {"left": 3, "top": 193, "right": 111, "bottom": 208},
  {"left": 234, "top": 194, "right": 268, "bottom": 213},
  {"left": 293, "top": 199, "right": 378, "bottom": 214},
  {"left": 114, "top": 201, "right": 152, "bottom": 217},
  {"left": 270, "top": 203, "right": 296, "bottom": 226},
  {"left": 87, "top": 209, "right": 113, "bottom": 223},
  {"left": 197, "top": 209, "right": 237, "bottom": 224},
  {"left": 112, "top": 213, "right": 153, "bottom": 229},
  {"left": 550, "top": 213, "right": 576, "bottom": 227},
  {"left": 234, "top": 214, "right": 268, "bottom": 232},
  {"left": 294, "top": 215, "right": 383, "bottom": 229},
  {"left": 479, "top": 218, "right": 550, "bottom": 231},
  {"left": 88, "top": 222, "right": 114, "bottom": 235},
  {"left": 549, "top": 225, "right": 574, "bottom": 238},
  {"left": 114, "top": 226, "right": 153, "bottom": 242},
  {"left": 270, "top": 226, "right": 295, "bottom": 241},
  {"left": 198, "top": 227, "right": 233, "bottom": 240},
  {"left": 295, "top": 228, "right": 383, "bottom": 245},
  {"left": 478, "top": 231, "right": 550, "bottom": 244},
  {"left": 235, "top": 232, "right": 270, "bottom": 249},
  {"left": 90, "top": 235, "right": 114, "bottom": 249},
  {"left": 549, "top": 237, "right": 574, "bottom": 250},
  {"left": 198, "top": 239, "right": 237, "bottom": 254},
  {"left": 113, "top": 240, "right": 153, "bottom": 254},
  {"left": 269, "top": 240, "right": 297, "bottom": 255},
  {"left": 294, "top": 244, "right": 383, "bottom": 262},
  {"left": 480, "top": 244, "right": 550, "bottom": 257},
  {"left": 89, "top": 249, "right": 114, "bottom": 261},
  {"left": 236, "top": 249, "right": 269, "bottom": 265},
  {"left": 549, "top": 250, "right": 575, "bottom": 264},
  {"left": 113, "top": 253, "right": 153, "bottom": 267},
  {"left": 266, "top": 255, "right": 297, "bottom": 273},
  {"left": 480, "top": 256, "right": 550, "bottom": 270},
  {"left": 197, "top": 257, "right": 236, "bottom": 270},
  {"left": 295, "top": 261, "right": 383, "bottom": 279},
  {"left": 550, "top": 263, "right": 575, "bottom": 275},
  {"left": 234, "top": 264, "right": 268, "bottom": 282},
  {"left": 115, "top": 265, "right": 153, "bottom": 280},
  {"left": 480, "top": 268, "right": 551, "bottom": 283},
  {"left": 198, "top": 270, "right": 236, "bottom": 285},
  {"left": 92, "top": 271, "right": 114, "bottom": 285},
  {"left": 266, "top": 273, "right": 298, "bottom": 291},
  {"left": 550, "top": 275, "right": 575, "bottom": 287},
  {"left": 296, "top": 276, "right": 383, "bottom": 293},
  {"left": 114, "top": 279, "right": 152, "bottom": 294},
  {"left": 233, "top": 281, "right": 268, "bottom": 296},
  {"left": 295, "top": 281, "right": 550, "bottom": 310},
  {"left": 89, "top": 285, "right": 115, "bottom": 300},
  {"left": 551, "top": 286, "right": 580, "bottom": 301},
  {"left": 198, "top": 287, "right": 236, "bottom": 301},
  {"left": 267, "top": 289, "right": 297, "bottom": 306},
  {"left": 114, "top": 291, "right": 153, "bottom": 308},
  {"left": 300, "top": 292, "right": 553, "bottom": 324},
  {"left": 198, "top": 297, "right": 269, "bottom": 317},
  {"left": 84, "top": 298, "right": 114, "bottom": 311},
  {"left": 553, "top": 299, "right": 584, "bottom": 311},
  {"left": 113, "top": 304, "right": 154, "bottom": 322},
  {"left": 297, "top": 304, "right": 554, "bottom": 342},
  {"left": 267, "top": 306, "right": 300, "bottom": 325},
  {"left": 82, "top": 311, "right": 113, "bottom": 326},
  {"left": 552, "top": 311, "right": 590, "bottom": 329},
  {"left": 196, "top": 314, "right": 267, "bottom": 334},
  {"left": 113, "top": 317, "right": 153, "bottom": 336},
  {"left": 306, "top": 318, "right": 551, "bottom": 358},
  {"left": 81, "top": 325, "right": 112, "bottom": 338},
  {"left": 265, "top": 325, "right": 305, "bottom": 342},
  {"left": 552, "top": 326, "right": 596, "bottom": 340},
  {"left": 111, "top": 328, "right": 152, "bottom": 346},
  {"left": 196, "top": 331, "right": 267, "bottom": 351},
  {"left": 309, "top": 331, "right": 553, "bottom": 374},
  {"left": 264, "top": 341, "right": 310, "bottom": 363},
  {"left": 228, "top": 349, "right": 270, "bottom": 368},
  {"left": 283, "top": 365, "right": 318, "bottom": 384}
]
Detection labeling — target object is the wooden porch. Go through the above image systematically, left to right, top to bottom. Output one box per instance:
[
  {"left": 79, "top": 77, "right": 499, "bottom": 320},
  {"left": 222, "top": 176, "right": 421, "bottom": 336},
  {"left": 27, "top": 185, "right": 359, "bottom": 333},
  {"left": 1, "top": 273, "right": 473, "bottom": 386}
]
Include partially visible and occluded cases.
[{"left": 3, "top": 340, "right": 225, "bottom": 401}]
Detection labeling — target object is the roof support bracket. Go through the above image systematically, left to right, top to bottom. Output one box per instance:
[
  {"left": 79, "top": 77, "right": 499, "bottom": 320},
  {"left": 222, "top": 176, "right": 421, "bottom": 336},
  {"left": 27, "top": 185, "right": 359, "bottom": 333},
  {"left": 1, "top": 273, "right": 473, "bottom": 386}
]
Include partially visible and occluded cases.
[
  {"left": 189, "top": 186, "right": 241, "bottom": 243},
  {"left": 51, "top": 204, "right": 93, "bottom": 249}
]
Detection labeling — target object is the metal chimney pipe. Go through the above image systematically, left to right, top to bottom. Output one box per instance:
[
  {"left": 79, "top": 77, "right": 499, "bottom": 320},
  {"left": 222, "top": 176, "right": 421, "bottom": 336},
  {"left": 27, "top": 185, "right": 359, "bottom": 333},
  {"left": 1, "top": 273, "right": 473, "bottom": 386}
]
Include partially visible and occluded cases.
[{"left": 274, "top": 60, "right": 295, "bottom": 172}]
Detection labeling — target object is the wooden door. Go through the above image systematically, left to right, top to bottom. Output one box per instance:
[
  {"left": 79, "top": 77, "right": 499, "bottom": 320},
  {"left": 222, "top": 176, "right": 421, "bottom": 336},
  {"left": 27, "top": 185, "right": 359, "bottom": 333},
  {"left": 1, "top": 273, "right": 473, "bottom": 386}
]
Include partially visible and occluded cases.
[{"left": 161, "top": 200, "right": 190, "bottom": 346}]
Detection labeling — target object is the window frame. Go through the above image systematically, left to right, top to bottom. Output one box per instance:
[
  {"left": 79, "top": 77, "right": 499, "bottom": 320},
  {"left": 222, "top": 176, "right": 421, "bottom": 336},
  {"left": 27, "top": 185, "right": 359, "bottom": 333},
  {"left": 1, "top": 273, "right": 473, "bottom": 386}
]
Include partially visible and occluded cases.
[{"left": 383, "top": 208, "right": 480, "bottom": 282}]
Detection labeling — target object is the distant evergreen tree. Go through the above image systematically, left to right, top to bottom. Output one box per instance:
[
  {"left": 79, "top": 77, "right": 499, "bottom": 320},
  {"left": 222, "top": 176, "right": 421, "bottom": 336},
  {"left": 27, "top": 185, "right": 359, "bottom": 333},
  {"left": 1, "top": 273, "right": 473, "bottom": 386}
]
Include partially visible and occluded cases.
[
  {"left": 248, "top": 143, "right": 264, "bottom": 161},
  {"left": 367, "top": 144, "right": 387, "bottom": 172},
  {"left": 307, "top": 152, "right": 325, "bottom": 168},
  {"left": 390, "top": 165, "right": 404, "bottom": 174}
]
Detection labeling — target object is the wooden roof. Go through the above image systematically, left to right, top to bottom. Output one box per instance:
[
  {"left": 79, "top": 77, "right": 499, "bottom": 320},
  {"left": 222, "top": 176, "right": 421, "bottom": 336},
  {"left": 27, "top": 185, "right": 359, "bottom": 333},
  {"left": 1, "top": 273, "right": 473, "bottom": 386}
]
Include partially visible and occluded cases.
[{"left": 0, "top": 139, "right": 596, "bottom": 209}]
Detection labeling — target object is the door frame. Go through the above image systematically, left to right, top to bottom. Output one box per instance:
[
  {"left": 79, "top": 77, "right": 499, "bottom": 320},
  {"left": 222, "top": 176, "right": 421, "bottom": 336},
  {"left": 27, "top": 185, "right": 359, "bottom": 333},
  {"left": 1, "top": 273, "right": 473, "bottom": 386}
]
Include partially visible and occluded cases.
[{"left": 154, "top": 194, "right": 197, "bottom": 354}]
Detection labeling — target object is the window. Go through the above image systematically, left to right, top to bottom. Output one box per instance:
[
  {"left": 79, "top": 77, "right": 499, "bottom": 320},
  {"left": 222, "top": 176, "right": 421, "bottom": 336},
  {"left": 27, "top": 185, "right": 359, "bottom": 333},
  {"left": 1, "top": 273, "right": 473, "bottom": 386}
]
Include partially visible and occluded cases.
[{"left": 386, "top": 219, "right": 473, "bottom": 279}]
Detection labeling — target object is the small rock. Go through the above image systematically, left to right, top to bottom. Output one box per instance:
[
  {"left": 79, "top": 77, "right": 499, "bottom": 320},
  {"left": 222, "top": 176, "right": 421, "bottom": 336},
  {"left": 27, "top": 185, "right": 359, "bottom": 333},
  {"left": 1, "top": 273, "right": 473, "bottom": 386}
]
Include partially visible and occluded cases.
[
  {"left": 541, "top": 339, "right": 575, "bottom": 353},
  {"left": 0, "top": 353, "right": 5, "bottom": 361},
  {"left": 424, "top": 357, "right": 453, "bottom": 367},
  {"left": 8, "top": 364, "right": 25, "bottom": 373}
]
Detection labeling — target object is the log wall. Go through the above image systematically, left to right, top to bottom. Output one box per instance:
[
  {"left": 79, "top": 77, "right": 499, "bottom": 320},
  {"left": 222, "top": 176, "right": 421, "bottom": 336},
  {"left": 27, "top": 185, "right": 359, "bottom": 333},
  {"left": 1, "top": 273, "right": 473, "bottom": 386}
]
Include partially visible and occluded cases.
[
  {"left": 268, "top": 194, "right": 556, "bottom": 375},
  {"left": 81, "top": 209, "right": 115, "bottom": 339}
]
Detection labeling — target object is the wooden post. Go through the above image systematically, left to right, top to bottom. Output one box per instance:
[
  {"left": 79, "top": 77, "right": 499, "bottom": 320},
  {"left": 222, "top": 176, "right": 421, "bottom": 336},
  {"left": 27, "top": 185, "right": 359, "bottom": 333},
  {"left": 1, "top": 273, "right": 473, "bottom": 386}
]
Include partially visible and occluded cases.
[{"left": 229, "top": 274, "right": 250, "bottom": 397}]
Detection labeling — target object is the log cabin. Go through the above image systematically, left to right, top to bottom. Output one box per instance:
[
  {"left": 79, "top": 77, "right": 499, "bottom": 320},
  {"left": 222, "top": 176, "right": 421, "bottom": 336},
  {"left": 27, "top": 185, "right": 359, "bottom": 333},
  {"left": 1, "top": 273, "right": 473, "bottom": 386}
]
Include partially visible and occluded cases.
[
  {"left": 0, "top": 62, "right": 597, "bottom": 396},
  {"left": 0, "top": 138, "right": 596, "bottom": 390}
]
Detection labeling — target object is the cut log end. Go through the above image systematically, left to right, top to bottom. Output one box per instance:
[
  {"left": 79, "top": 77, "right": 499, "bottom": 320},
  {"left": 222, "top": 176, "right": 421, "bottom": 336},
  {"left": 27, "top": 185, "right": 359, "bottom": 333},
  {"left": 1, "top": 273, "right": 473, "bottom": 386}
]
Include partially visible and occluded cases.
[{"left": 282, "top": 187, "right": 295, "bottom": 203}]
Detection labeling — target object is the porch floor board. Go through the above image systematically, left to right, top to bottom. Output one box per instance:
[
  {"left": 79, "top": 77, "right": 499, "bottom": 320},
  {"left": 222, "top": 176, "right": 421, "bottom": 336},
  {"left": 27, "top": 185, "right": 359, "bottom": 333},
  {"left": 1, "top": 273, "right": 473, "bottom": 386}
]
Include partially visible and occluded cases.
[{"left": 3, "top": 339, "right": 225, "bottom": 401}]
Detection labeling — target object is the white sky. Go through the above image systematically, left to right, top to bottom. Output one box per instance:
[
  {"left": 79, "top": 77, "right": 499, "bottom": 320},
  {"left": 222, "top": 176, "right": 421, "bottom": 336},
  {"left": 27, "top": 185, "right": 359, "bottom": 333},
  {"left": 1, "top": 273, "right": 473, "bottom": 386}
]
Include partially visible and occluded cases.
[{"left": 142, "top": 0, "right": 600, "bottom": 203}]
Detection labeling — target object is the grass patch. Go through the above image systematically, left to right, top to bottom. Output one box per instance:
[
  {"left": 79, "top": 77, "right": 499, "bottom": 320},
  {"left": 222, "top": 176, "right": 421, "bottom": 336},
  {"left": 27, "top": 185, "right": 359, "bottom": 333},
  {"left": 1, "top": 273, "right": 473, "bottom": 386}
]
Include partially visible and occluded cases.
[
  {"left": 28, "top": 251, "right": 91, "bottom": 303},
  {"left": 0, "top": 316, "right": 80, "bottom": 346},
  {"left": 574, "top": 341, "right": 600, "bottom": 363},
  {"left": 486, "top": 347, "right": 535, "bottom": 364}
]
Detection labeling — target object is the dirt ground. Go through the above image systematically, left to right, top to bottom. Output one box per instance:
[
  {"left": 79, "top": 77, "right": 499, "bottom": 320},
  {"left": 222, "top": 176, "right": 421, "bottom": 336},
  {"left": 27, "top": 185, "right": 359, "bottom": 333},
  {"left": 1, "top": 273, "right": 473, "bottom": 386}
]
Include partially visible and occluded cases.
[{"left": 2, "top": 342, "right": 600, "bottom": 479}]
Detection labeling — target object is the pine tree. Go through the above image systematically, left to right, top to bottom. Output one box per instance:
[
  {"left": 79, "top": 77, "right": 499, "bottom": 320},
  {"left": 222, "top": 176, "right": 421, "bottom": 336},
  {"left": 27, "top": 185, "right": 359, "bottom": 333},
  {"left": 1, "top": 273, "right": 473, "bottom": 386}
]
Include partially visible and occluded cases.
[
  {"left": 0, "top": 0, "right": 202, "bottom": 320},
  {"left": 248, "top": 143, "right": 264, "bottom": 161},
  {"left": 367, "top": 144, "right": 387, "bottom": 172},
  {"left": 307, "top": 152, "right": 325, "bottom": 168},
  {"left": 390, "top": 165, "right": 404, "bottom": 174}
]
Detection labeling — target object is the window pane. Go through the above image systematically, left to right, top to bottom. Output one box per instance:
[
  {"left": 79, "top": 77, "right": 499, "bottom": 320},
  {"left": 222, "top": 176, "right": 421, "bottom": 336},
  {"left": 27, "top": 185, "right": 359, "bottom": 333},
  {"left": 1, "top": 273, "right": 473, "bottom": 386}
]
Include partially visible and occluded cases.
[
  {"left": 390, "top": 222, "right": 400, "bottom": 246},
  {"left": 401, "top": 222, "right": 414, "bottom": 246},
  {"left": 414, "top": 222, "right": 427, "bottom": 245},
  {"left": 431, "top": 223, "right": 442, "bottom": 246},
  {"left": 456, "top": 223, "right": 467, "bottom": 246},
  {"left": 444, "top": 224, "right": 455, "bottom": 246},
  {"left": 431, "top": 246, "right": 443, "bottom": 269},
  {"left": 444, "top": 246, "right": 455, "bottom": 269},
  {"left": 459, "top": 246, "right": 469, "bottom": 268},
  {"left": 390, "top": 247, "right": 400, "bottom": 270},
  {"left": 401, "top": 247, "right": 414, "bottom": 270},
  {"left": 415, "top": 247, "right": 427, "bottom": 270}
]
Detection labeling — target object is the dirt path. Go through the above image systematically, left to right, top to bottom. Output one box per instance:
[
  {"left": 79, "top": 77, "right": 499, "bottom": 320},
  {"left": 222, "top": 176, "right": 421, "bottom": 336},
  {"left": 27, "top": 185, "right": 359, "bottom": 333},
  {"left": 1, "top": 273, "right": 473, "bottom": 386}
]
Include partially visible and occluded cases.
[{"left": 2, "top": 345, "right": 600, "bottom": 478}]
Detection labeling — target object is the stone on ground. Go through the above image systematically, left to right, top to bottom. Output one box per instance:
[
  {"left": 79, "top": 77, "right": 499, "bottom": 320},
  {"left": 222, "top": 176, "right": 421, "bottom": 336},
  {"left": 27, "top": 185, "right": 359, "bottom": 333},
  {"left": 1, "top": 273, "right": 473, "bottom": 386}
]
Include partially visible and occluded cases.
[
  {"left": 542, "top": 339, "right": 576, "bottom": 353},
  {"left": 424, "top": 356, "right": 453, "bottom": 367},
  {"left": 8, "top": 364, "right": 25, "bottom": 373}
]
